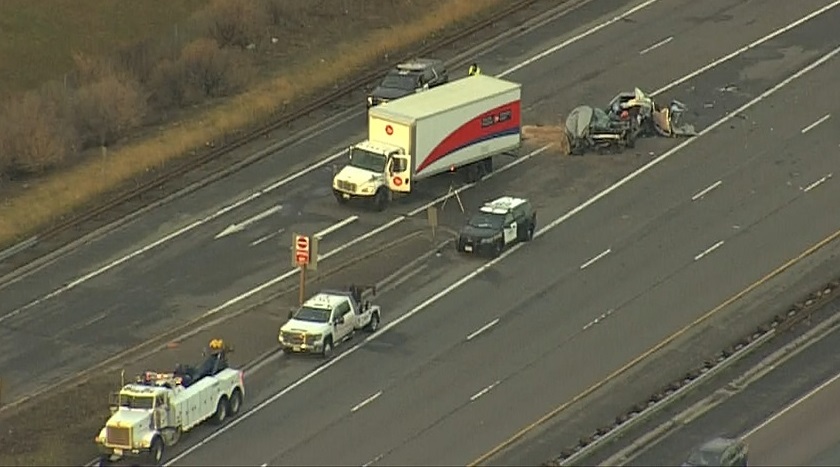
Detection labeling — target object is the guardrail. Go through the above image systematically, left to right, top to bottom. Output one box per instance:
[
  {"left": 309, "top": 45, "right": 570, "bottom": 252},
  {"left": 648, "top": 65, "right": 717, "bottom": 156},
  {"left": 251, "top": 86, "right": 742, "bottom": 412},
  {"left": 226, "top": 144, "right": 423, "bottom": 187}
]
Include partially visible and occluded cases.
[
  {"left": 1, "top": 0, "right": 538, "bottom": 264},
  {"left": 548, "top": 277, "right": 840, "bottom": 466}
]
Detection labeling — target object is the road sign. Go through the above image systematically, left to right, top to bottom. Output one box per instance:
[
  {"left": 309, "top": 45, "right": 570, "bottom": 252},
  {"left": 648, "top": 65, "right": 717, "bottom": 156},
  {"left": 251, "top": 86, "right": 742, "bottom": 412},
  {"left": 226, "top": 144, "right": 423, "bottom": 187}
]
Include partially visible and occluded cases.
[{"left": 294, "top": 234, "right": 310, "bottom": 266}]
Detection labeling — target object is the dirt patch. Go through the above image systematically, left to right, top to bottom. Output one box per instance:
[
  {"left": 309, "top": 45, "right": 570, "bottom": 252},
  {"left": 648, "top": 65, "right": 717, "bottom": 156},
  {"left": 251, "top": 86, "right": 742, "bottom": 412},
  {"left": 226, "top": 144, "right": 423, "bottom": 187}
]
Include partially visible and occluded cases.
[
  {"left": 523, "top": 124, "right": 570, "bottom": 155},
  {"left": 0, "top": 231, "right": 441, "bottom": 465}
]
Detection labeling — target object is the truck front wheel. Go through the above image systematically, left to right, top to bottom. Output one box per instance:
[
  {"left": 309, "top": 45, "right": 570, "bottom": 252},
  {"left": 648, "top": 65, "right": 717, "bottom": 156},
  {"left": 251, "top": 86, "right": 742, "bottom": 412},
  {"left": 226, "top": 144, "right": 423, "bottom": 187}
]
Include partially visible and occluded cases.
[
  {"left": 373, "top": 188, "right": 389, "bottom": 212},
  {"left": 333, "top": 190, "right": 348, "bottom": 205},
  {"left": 366, "top": 312, "right": 380, "bottom": 332},
  {"left": 322, "top": 337, "right": 334, "bottom": 358},
  {"left": 148, "top": 437, "right": 164, "bottom": 466}
]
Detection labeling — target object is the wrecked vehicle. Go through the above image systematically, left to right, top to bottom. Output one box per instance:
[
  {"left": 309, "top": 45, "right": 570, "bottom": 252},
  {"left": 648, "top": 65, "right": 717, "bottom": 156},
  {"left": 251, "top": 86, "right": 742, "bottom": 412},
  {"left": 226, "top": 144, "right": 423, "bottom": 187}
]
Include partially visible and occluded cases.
[
  {"left": 607, "top": 88, "right": 697, "bottom": 138},
  {"left": 565, "top": 105, "right": 638, "bottom": 155}
]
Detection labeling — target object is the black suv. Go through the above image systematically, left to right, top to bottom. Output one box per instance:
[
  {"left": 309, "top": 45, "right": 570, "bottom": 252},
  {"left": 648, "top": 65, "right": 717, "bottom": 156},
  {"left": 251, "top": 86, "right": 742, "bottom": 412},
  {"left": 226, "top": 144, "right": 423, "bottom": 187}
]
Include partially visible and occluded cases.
[
  {"left": 367, "top": 58, "right": 449, "bottom": 107},
  {"left": 457, "top": 196, "right": 537, "bottom": 257}
]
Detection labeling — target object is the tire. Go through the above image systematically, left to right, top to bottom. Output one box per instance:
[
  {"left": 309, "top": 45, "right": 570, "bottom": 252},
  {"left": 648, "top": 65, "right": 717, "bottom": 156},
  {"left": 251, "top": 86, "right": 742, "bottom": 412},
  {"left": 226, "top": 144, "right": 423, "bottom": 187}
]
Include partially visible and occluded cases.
[
  {"left": 373, "top": 188, "right": 389, "bottom": 212},
  {"left": 333, "top": 190, "right": 348, "bottom": 205},
  {"left": 524, "top": 224, "right": 535, "bottom": 241},
  {"left": 492, "top": 240, "right": 503, "bottom": 258},
  {"left": 366, "top": 312, "right": 380, "bottom": 332},
  {"left": 322, "top": 337, "right": 334, "bottom": 358},
  {"left": 228, "top": 389, "right": 243, "bottom": 416},
  {"left": 211, "top": 397, "right": 228, "bottom": 425},
  {"left": 148, "top": 437, "right": 164, "bottom": 466},
  {"left": 97, "top": 456, "right": 112, "bottom": 467}
]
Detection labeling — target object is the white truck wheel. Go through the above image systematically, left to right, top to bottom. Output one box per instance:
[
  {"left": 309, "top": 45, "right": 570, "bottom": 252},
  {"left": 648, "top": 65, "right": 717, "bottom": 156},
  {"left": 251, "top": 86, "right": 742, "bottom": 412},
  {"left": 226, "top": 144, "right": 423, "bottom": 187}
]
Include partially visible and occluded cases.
[
  {"left": 366, "top": 313, "right": 380, "bottom": 332},
  {"left": 322, "top": 338, "right": 333, "bottom": 358},
  {"left": 229, "top": 389, "right": 243, "bottom": 415},
  {"left": 212, "top": 397, "right": 228, "bottom": 424},
  {"left": 149, "top": 437, "right": 164, "bottom": 466}
]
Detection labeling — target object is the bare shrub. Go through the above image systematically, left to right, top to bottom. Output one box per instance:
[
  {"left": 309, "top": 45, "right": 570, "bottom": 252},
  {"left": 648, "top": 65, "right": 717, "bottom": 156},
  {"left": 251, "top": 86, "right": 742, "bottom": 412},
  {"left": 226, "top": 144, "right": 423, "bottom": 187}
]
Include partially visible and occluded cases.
[
  {"left": 203, "top": 0, "right": 267, "bottom": 49},
  {"left": 113, "top": 38, "right": 163, "bottom": 85},
  {"left": 179, "top": 38, "right": 254, "bottom": 101},
  {"left": 149, "top": 58, "right": 187, "bottom": 110},
  {"left": 73, "top": 70, "right": 148, "bottom": 147},
  {"left": 0, "top": 91, "right": 77, "bottom": 176}
]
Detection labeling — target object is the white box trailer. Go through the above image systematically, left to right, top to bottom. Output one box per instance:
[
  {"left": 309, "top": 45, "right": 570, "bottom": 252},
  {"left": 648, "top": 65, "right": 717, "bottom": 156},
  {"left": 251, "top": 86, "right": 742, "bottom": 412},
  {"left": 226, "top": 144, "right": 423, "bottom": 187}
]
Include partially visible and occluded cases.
[{"left": 332, "top": 74, "right": 522, "bottom": 210}]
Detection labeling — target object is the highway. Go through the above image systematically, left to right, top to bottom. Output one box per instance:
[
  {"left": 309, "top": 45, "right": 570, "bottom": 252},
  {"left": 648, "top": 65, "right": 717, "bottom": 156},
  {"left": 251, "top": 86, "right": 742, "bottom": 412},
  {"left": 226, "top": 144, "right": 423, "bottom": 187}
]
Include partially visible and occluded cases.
[
  {"left": 0, "top": 0, "right": 650, "bottom": 402},
  {"left": 0, "top": 0, "right": 798, "bottom": 403},
  {"left": 158, "top": 1, "right": 840, "bottom": 466},
  {"left": 626, "top": 312, "right": 840, "bottom": 467}
]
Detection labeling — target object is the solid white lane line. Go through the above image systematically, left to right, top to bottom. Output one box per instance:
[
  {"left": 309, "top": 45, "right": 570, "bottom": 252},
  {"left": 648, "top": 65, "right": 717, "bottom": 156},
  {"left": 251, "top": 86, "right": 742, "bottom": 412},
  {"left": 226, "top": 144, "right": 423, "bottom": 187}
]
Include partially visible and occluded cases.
[
  {"left": 652, "top": 0, "right": 840, "bottom": 96},
  {"left": 165, "top": 23, "right": 840, "bottom": 467},
  {"left": 639, "top": 36, "right": 673, "bottom": 55},
  {"left": 801, "top": 113, "right": 831, "bottom": 134},
  {"left": 802, "top": 173, "right": 833, "bottom": 192},
  {"left": 691, "top": 180, "right": 723, "bottom": 201},
  {"left": 215, "top": 205, "right": 282, "bottom": 239},
  {"left": 315, "top": 215, "right": 359, "bottom": 239},
  {"left": 250, "top": 229, "right": 285, "bottom": 247},
  {"left": 694, "top": 240, "right": 725, "bottom": 261},
  {"left": 580, "top": 248, "right": 612, "bottom": 270},
  {"left": 467, "top": 318, "right": 500, "bottom": 341},
  {"left": 742, "top": 371, "right": 840, "bottom": 439},
  {"left": 470, "top": 381, "right": 501, "bottom": 402},
  {"left": 351, "top": 391, "right": 383, "bottom": 413}
]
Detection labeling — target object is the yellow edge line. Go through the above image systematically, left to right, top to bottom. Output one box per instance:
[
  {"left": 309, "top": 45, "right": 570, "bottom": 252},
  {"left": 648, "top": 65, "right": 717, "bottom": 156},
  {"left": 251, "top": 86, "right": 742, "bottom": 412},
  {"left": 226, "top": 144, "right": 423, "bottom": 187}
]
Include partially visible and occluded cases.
[{"left": 468, "top": 226, "right": 840, "bottom": 466}]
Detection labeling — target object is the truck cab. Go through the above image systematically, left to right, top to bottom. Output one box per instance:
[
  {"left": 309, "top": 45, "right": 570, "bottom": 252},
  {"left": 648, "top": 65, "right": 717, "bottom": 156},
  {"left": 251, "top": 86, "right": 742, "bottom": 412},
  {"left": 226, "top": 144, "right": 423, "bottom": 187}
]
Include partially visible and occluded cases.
[
  {"left": 333, "top": 140, "right": 411, "bottom": 211},
  {"left": 279, "top": 287, "right": 382, "bottom": 358}
]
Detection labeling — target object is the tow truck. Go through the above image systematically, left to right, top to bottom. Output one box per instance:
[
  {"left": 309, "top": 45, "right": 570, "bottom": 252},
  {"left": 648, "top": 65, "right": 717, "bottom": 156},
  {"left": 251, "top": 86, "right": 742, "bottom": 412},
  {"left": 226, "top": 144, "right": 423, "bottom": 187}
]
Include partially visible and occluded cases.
[
  {"left": 279, "top": 285, "right": 382, "bottom": 358},
  {"left": 94, "top": 339, "right": 244, "bottom": 466}
]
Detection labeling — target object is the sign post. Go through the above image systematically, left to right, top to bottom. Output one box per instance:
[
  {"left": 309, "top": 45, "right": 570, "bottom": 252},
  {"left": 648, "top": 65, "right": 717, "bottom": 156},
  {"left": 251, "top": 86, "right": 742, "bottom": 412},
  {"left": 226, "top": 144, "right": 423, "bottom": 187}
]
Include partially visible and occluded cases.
[
  {"left": 427, "top": 206, "right": 438, "bottom": 240},
  {"left": 293, "top": 233, "right": 311, "bottom": 305}
]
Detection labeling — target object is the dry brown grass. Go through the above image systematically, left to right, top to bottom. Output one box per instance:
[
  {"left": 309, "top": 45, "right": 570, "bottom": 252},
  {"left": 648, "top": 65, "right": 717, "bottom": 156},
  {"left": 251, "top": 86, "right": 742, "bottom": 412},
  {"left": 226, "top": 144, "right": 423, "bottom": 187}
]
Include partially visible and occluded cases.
[
  {"left": 0, "top": 0, "right": 505, "bottom": 248},
  {"left": 523, "top": 124, "right": 571, "bottom": 155}
]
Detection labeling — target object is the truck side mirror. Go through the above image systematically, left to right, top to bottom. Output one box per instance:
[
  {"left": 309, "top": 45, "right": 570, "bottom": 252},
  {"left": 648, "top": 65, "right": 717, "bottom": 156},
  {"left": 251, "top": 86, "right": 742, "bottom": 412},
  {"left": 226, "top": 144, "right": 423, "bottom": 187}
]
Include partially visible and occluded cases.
[{"left": 288, "top": 310, "right": 294, "bottom": 320}]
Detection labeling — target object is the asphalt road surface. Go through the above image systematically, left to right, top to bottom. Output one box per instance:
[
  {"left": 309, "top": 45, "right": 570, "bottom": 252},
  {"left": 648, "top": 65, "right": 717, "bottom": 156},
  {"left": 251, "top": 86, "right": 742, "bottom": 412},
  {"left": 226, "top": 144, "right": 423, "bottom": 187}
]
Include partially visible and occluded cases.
[
  {"left": 0, "top": 0, "right": 646, "bottom": 402},
  {"left": 161, "top": 1, "right": 840, "bottom": 466},
  {"left": 627, "top": 317, "right": 840, "bottom": 467}
]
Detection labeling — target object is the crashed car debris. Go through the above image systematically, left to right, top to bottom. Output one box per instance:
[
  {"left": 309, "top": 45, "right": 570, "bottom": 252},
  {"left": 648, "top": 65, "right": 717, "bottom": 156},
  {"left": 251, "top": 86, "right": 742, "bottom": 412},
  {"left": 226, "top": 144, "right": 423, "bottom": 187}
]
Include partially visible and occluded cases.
[
  {"left": 565, "top": 87, "right": 697, "bottom": 156},
  {"left": 607, "top": 87, "right": 698, "bottom": 138},
  {"left": 565, "top": 105, "right": 638, "bottom": 155}
]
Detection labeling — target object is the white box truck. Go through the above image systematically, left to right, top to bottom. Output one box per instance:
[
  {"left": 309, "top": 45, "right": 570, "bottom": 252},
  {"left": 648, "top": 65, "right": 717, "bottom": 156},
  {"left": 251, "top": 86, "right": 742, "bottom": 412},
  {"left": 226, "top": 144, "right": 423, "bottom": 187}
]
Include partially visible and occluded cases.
[{"left": 332, "top": 74, "right": 522, "bottom": 210}]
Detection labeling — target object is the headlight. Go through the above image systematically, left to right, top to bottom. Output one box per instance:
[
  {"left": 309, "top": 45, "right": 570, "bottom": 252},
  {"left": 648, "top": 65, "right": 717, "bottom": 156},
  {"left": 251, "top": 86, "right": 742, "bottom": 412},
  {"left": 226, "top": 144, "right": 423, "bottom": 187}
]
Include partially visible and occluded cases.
[
  {"left": 361, "top": 185, "right": 374, "bottom": 194},
  {"left": 309, "top": 334, "right": 323, "bottom": 341}
]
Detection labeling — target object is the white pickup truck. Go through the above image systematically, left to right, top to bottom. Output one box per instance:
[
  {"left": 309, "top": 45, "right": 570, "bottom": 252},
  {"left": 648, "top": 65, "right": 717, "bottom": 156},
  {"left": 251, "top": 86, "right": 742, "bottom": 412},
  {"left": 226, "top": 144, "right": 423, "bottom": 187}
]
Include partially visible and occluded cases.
[
  {"left": 279, "top": 285, "right": 382, "bottom": 358},
  {"left": 95, "top": 339, "right": 244, "bottom": 466}
]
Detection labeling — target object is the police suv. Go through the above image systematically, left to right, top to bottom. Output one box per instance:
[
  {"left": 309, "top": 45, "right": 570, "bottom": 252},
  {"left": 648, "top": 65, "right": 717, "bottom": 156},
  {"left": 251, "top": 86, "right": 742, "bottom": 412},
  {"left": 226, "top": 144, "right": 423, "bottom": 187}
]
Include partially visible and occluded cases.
[{"left": 457, "top": 196, "right": 537, "bottom": 257}]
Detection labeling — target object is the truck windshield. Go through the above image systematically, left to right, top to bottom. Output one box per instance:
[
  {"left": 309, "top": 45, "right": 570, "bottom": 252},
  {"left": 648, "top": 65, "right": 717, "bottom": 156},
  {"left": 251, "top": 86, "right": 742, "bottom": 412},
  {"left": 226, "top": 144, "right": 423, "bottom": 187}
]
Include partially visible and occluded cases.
[
  {"left": 380, "top": 72, "right": 419, "bottom": 90},
  {"left": 349, "top": 148, "right": 387, "bottom": 173},
  {"left": 468, "top": 213, "right": 505, "bottom": 230},
  {"left": 292, "top": 306, "right": 330, "bottom": 323},
  {"left": 119, "top": 395, "right": 155, "bottom": 409}
]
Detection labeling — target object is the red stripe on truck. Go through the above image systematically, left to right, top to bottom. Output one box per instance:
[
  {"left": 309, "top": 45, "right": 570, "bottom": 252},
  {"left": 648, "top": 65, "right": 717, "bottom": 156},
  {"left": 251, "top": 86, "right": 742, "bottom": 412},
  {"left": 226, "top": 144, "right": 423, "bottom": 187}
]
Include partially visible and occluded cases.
[{"left": 415, "top": 100, "right": 521, "bottom": 174}]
